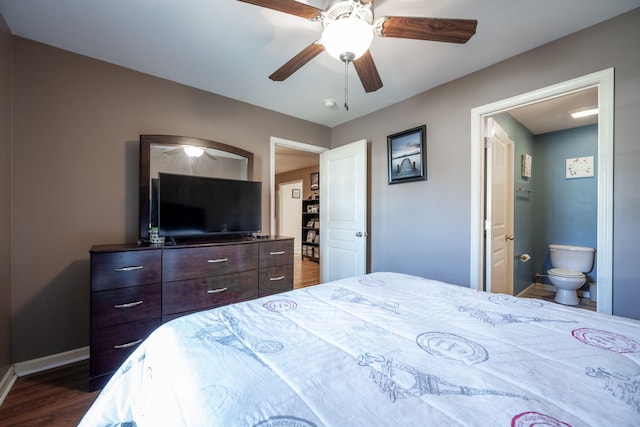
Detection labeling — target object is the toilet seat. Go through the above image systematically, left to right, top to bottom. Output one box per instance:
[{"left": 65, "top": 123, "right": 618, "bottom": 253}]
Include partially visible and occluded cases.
[{"left": 548, "top": 268, "right": 584, "bottom": 278}]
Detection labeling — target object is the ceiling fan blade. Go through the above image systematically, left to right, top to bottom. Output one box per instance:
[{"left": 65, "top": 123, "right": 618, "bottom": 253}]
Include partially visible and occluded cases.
[
  {"left": 237, "top": 0, "right": 321, "bottom": 19},
  {"left": 380, "top": 17, "right": 477, "bottom": 44},
  {"left": 269, "top": 42, "right": 325, "bottom": 81},
  {"left": 353, "top": 50, "right": 383, "bottom": 93},
  {"left": 163, "top": 147, "right": 183, "bottom": 156}
]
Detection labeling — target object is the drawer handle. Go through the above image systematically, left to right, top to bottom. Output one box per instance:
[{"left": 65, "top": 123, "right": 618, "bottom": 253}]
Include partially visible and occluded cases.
[
  {"left": 270, "top": 251, "right": 286, "bottom": 255},
  {"left": 207, "top": 258, "right": 228, "bottom": 263},
  {"left": 114, "top": 266, "right": 144, "bottom": 272},
  {"left": 269, "top": 276, "right": 286, "bottom": 281},
  {"left": 207, "top": 287, "right": 228, "bottom": 294},
  {"left": 114, "top": 301, "right": 143, "bottom": 309},
  {"left": 114, "top": 339, "right": 143, "bottom": 349}
]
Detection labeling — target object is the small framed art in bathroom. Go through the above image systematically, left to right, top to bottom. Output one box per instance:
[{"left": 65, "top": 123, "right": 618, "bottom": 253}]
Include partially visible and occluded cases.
[
  {"left": 521, "top": 154, "right": 532, "bottom": 178},
  {"left": 566, "top": 156, "right": 594, "bottom": 179}
]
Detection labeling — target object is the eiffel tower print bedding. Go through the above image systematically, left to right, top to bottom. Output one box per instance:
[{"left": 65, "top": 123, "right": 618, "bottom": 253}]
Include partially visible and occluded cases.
[{"left": 80, "top": 272, "right": 640, "bottom": 426}]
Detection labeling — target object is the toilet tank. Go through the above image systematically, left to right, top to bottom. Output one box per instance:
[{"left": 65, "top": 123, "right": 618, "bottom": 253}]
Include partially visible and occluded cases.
[{"left": 549, "top": 244, "right": 595, "bottom": 272}]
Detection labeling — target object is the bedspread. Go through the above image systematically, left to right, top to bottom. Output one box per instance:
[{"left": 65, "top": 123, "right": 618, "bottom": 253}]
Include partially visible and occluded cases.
[{"left": 80, "top": 272, "right": 640, "bottom": 426}]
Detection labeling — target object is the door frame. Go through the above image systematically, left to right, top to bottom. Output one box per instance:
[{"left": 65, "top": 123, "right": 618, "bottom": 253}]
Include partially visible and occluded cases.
[
  {"left": 469, "top": 68, "right": 614, "bottom": 314},
  {"left": 270, "top": 136, "right": 328, "bottom": 236}
]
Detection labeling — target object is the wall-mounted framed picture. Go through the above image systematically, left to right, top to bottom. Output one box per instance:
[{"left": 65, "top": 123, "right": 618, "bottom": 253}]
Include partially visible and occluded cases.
[
  {"left": 387, "top": 125, "right": 427, "bottom": 184},
  {"left": 521, "top": 153, "right": 532, "bottom": 178},
  {"left": 566, "top": 156, "right": 594, "bottom": 178},
  {"left": 310, "top": 172, "right": 319, "bottom": 190},
  {"left": 292, "top": 188, "right": 301, "bottom": 198}
]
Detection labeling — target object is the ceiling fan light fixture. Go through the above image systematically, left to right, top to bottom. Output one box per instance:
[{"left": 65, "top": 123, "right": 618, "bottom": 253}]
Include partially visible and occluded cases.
[
  {"left": 322, "top": 17, "right": 373, "bottom": 62},
  {"left": 183, "top": 145, "right": 204, "bottom": 157}
]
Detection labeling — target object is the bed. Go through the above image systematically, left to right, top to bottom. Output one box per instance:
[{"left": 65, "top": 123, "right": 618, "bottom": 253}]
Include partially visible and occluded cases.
[{"left": 80, "top": 272, "right": 640, "bottom": 426}]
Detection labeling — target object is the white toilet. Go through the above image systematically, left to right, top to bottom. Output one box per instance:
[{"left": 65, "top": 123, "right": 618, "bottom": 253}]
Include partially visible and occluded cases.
[{"left": 547, "top": 244, "right": 595, "bottom": 305}]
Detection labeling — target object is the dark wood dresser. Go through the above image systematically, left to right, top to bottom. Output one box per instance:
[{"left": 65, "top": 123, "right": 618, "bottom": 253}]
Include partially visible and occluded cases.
[{"left": 89, "top": 236, "right": 294, "bottom": 390}]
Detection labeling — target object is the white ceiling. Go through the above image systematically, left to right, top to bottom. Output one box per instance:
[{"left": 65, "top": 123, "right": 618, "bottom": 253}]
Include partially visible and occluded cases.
[
  {"left": 1, "top": 0, "right": 638, "bottom": 128},
  {"left": 274, "top": 87, "right": 600, "bottom": 175},
  {"left": 506, "top": 87, "right": 599, "bottom": 135},
  {"left": 275, "top": 145, "right": 320, "bottom": 174}
]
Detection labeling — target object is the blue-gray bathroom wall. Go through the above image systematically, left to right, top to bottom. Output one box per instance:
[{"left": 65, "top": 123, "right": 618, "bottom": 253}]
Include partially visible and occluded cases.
[
  {"left": 492, "top": 113, "right": 537, "bottom": 295},
  {"left": 534, "top": 124, "right": 598, "bottom": 284}
]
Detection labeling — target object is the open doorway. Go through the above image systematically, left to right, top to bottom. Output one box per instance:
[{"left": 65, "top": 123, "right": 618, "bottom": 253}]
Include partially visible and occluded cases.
[
  {"left": 470, "top": 69, "right": 613, "bottom": 314},
  {"left": 492, "top": 88, "right": 599, "bottom": 308},
  {"left": 270, "top": 137, "right": 327, "bottom": 289},
  {"left": 278, "top": 180, "right": 303, "bottom": 255}
]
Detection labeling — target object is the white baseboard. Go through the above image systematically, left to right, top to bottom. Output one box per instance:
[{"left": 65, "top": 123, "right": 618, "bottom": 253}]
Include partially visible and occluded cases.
[
  {"left": 13, "top": 346, "right": 89, "bottom": 377},
  {"left": 0, "top": 347, "right": 89, "bottom": 409},
  {"left": 0, "top": 365, "right": 17, "bottom": 408}
]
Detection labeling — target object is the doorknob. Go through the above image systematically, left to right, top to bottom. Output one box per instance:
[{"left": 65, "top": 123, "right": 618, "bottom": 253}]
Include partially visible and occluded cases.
[
  {"left": 355, "top": 232, "right": 363, "bottom": 237},
  {"left": 505, "top": 234, "right": 515, "bottom": 241}
]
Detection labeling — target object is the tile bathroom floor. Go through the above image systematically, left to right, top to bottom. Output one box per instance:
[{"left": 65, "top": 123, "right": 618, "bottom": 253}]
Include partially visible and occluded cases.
[{"left": 519, "top": 283, "right": 596, "bottom": 312}]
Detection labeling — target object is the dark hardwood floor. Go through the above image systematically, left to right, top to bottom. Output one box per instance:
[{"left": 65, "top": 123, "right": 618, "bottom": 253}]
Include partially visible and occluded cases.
[
  {"left": 0, "top": 254, "right": 320, "bottom": 425},
  {"left": 0, "top": 360, "right": 99, "bottom": 426}
]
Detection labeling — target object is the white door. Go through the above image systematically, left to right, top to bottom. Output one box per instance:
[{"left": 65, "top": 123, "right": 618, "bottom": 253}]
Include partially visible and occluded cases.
[
  {"left": 485, "top": 118, "right": 514, "bottom": 294},
  {"left": 320, "top": 139, "right": 368, "bottom": 283},
  {"left": 278, "top": 181, "right": 303, "bottom": 254}
]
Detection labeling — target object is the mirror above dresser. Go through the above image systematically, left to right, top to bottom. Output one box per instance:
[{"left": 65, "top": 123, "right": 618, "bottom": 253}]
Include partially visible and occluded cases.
[{"left": 138, "top": 134, "right": 254, "bottom": 240}]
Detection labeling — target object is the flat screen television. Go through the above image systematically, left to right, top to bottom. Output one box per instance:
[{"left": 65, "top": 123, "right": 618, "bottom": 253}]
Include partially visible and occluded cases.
[{"left": 158, "top": 173, "right": 262, "bottom": 240}]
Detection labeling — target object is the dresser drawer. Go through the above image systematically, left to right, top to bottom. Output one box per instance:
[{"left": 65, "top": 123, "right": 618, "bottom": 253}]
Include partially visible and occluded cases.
[
  {"left": 259, "top": 239, "right": 294, "bottom": 268},
  {"left": 163, "top": 244, "right": 259, "bottom": 282},
  {"left": 91, "top": 249, "right": 161, "bottom": 291},
  {"left": 259, "top": 264, "right": 294, "bottom": 296},
  {"left": 163, "top": 270, "right": 259, "bottom": 315},
  {"left": 91, "top": 284, "right": 161, "bottom": 330},
  {"left": 90, "top": 317, "right": 160, "bottom": 377}
]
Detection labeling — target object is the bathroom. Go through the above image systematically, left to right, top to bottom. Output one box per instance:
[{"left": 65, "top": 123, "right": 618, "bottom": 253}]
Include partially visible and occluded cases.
[{"left": 491, "top": 106, "right": 598, "bottom": 308}]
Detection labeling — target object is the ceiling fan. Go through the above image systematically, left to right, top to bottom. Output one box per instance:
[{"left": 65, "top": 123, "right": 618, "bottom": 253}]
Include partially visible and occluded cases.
[{"left": 237, "top": 0, "right": 477, "bottom": 95}]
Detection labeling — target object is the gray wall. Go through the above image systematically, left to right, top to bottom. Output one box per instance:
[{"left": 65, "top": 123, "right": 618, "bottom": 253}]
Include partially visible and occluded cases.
[
  {"left": 2, "top": 8, "right": 639, "bottom": 367},
  {"left": 331, "top": 9, "right": 640, "bottom": 319},
  {"left": 0, "top": 14, "right": 12, "bottom": 380},
  {"left": 10, "top": 37, "right": 331, "bottom": 363}
]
